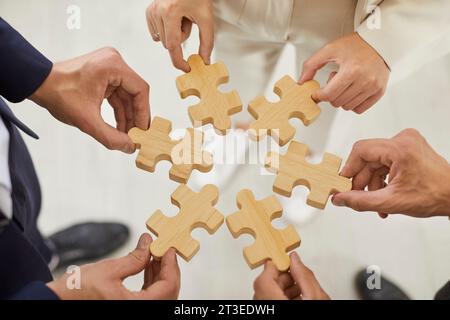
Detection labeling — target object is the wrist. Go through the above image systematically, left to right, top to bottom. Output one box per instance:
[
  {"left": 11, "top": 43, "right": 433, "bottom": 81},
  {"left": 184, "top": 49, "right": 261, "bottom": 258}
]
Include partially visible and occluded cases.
[
  {"left": 28, "top": 62, "right": 67, "bottom": 108},
  {"left": 47, "top": 278, "right": 74, "bottom": 300}
]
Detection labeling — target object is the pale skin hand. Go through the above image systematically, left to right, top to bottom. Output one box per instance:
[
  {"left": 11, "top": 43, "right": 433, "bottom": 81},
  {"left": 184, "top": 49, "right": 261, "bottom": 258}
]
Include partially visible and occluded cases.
[
  {"left": 146, "top": 0, "right": 214, "bottom": 72},
  {"left": 300, "top": 32, "right": 390, "bottom": 114},
  {"left": 30, "top": 47, "right": 151, "bottom": 154},
  {"left": 333, "top": 129, "right": 450, "bottom": 218},
  {"left": 47, "top": 234, "right": 180, "bottom": 300},
  {"left": 253, "top": 252, "right": 330, "bottom": 300}
]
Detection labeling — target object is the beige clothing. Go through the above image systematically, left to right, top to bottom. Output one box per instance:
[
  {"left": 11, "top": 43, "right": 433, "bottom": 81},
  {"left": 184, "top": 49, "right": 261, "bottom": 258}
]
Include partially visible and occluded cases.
[
  {"left": 212, "top": 0, "right": 450, "bottom": 153},
  {"left": 213, "top": 0, "right": 357, "bottom": 154}
]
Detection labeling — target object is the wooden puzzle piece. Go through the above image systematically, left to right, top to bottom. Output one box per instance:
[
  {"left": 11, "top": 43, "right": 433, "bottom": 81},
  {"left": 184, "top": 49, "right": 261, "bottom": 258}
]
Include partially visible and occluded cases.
[
  {"left": 176, "top": 54, "right": 242, "bottom": 134},
  {"left": 248, "top": 75, "right": 321, "bottom": 146},
  {"left": 128, "top": 116, "right": 213, "bottom": 183},
  {"left": 265, "top": 141, "right": 351, "bottom": 209},
  {"left": 146, "top": 184, "right": 224, "bottom": 261},
  {"left": 226, "top": 189, "right": 301, "bottom": 271}
]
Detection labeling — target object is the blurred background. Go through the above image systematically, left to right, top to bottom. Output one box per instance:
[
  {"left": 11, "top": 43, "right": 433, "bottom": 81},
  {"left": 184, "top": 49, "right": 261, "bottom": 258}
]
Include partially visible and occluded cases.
[{"left": 1, "top": 0, "right": 449, "bottom": 299}]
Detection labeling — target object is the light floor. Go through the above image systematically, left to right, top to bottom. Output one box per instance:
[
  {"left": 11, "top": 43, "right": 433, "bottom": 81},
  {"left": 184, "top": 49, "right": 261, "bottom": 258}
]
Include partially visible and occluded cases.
[{"left": 1, "top": 0, "right": 449, "bottom": 299}]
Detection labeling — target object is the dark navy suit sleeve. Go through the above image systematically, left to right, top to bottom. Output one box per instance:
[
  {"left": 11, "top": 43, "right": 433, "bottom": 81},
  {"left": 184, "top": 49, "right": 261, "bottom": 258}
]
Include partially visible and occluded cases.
[
  {"left": 0, "top": 17, "right": 53, "bottom": 103},
  {"left": 9, "top": 281, "right": 60, "bottom": 300}
]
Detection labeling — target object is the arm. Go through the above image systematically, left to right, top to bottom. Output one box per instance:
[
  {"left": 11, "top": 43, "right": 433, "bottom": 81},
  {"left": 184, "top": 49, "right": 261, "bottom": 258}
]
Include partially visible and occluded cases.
[
  {"left": 145, "top": 0, "right": 214, "bottom": 72},
  {"left": 357, "top": 0, "right": 450, "bottom": 79},
  {"left": 0, "top": 18, "right": 52, "bottom": 103},
  {"left": 0, "top": 18, "right": 151, "bottom": 153},
  {"left": 333, "top": 129, "right": 450, "bottom": 218},
  {"left": 47, "top": 234, "right": 180, "bottom": 300},
  {"left": 253, "top": 252, "right": 330, "bottom": 300}
]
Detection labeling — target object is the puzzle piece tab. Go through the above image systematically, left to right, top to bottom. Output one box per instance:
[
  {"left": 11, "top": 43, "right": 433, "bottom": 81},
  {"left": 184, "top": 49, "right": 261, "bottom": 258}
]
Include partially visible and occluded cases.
[
  {"left": 176, "top": 54, "right": 242, "bottom": 134},
  {"left": 248, "top": 75, "right": 321, "bottom": 146},
  {"left": 128, "top": 116, "right": 213, "bottom": 183},
  {"left": 266, "top": 141, "right": 351, "bottom": 209},
  {"left": 147, "top": 184, "right": 224, "bottom": 261},
  {"left": 226, "top": 189, "right": 301, "bottom": 271}
]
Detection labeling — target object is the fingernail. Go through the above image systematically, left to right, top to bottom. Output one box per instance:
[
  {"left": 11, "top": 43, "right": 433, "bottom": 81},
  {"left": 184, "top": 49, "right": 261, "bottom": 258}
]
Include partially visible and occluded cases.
[
  {"left": 124, "top": 143, "right": 135, "bottom": 154},
  {"left": 333, "top": 197, "right": 345, "bottom": 207},
  {"left": 137, "top": 234, "right": 151, "bottom": 249},
  {"left": 290, "top": 252, "right": 300, "bottom": 262}
]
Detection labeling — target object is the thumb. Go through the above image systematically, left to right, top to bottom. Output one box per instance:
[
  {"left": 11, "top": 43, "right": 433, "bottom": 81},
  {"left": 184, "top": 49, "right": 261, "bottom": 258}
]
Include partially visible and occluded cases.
[
  {"left": 299, "top": 45, "right": 333, "bottom": 84},
  {"left": 84, "top": 115, "right": 135, "bottom": 154},
  {"left": 332, "top": 188, "right": 391, "bottom": 213},
  {"left": 114, "top": 233, "right": 152, "bottom": 279},
  {"left": 289, "top": 252, "right": 319, "bottom": 296}
]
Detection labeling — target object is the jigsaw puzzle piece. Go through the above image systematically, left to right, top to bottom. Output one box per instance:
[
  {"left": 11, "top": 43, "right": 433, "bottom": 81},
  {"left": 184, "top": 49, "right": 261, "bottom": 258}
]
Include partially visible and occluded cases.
[
  {"left": 176, "top": 54, "right": 242, "bottom": 134},
  {"left": 249, "top": 75, "right": 320, "bottom": 146},
  {"left": 128, "top": 117, "right": 174, "bottom": 172},
  {"left": 170, "top": 128, "right": 213, "bottom": 183},
  {"left": 265, "top": 141, "right": 352, "bottom": 209},
  {"left": 147, "top": 184, "right": 224, "bottom": 261},
  {"left": 226, "top": 189, "right": 301, "bottom": 271}
]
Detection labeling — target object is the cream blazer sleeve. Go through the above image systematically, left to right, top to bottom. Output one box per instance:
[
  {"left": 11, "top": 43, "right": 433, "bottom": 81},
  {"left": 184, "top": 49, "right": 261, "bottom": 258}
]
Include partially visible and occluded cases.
[{"left": 355, "top": 0, "right": 450, "bottom": 82}]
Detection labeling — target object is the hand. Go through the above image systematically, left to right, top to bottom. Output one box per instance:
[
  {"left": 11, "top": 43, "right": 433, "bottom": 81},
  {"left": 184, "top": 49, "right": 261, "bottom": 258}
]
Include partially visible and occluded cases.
[
  {"left": 146, "top": 0, "right": 214, "bottom": 72},
  {"left": 299, "top": 32, "right": 390, "bottom": 114},
  {"left": 30, "top": 47, "right": 150, "bottom": 153},
  {"left": 333, "top": 129, "right": 450, "bottom": 218},
  {"left": 47, "top": 234, "right": 180, "bottom": 300},
  {"left": 253, "top": 252, "right": 330, "bottom": 300}
]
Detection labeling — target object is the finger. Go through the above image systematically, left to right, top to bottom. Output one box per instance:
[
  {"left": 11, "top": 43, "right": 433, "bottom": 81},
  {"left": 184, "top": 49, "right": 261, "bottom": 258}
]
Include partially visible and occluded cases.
[
  {"left": 146, "top": 7, "right": 160, "bottom": 42},
  {"left": 154, "top": 14, "right": 166, "bottom": 46},
  {"left": 164, "top": 16, "right": 190, "bottom": 72},
  {"left": 181, "top": 17, "right": 193, "bottom": 42},
  {"left": 197, "top": 18, "right": 214, "bottom": 65},
  {"left": 299, "top": 45, "right": 334, "bottom": 84},
  {"left": 112, "top": 63, "right": 150, "bottom": 131},
  {"left": 312, "top": 70, "right": 353, "bottom": 103},
  {"left": 331, "top": 83, "right": 362, "bottom": 109},
  {"left": 115, "top": 87, "right": 135, "bottom": 132},
  {"left": 341, "top": 87, "right": 377, "bottom": 111},
  {"left": 353, "top": 90, "right": 384, "bottom": 114},
  {"left": 108, "top": 92, "right": 127, "bottom": 133},
  {"left": 82, "top": 113, "right": 135, "bottom": 153},
  {"left": 341, "top": 139, "right": 393, "bottom": 178},
  {"left": 351, "top": 162, "right": 385, "bottom": 191},
  {"left": 368, "top": 167, "right": 389, "bottom": 192},
  {"left": 332, "top": 188, "right": 392, "bottom": 212},
  {"left": 114, "top": 233, "right": 152, "bottom": 279},
  {"left": 157, "top": 248, "right": 180, "bottom": 288},
  {"left": 140, "top": 249, "right": 180, "bottom": 299},
  {"left": 289, "top": 252, "right": 324, "bottom": 299},
  {"left": 152, "top": 258, "right": 162, "bottom": 282},
  {"left": 143, "top": 260, "right": 154, "bottom": 289},
  {"left": 253, "top": 262, "right": 286, "bottom": 300},
  {"left": 277, "top": 273, "right": 295, "bottom": 290},
  {"left": 284, "top": 284, "right": 302, "bottom": 300}
]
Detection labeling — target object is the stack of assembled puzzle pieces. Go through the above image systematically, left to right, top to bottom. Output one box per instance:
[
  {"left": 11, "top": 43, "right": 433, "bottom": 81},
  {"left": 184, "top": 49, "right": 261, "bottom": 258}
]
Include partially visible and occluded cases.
[{"left": 128, "top": 54, "right": 352, "bottom": 272}]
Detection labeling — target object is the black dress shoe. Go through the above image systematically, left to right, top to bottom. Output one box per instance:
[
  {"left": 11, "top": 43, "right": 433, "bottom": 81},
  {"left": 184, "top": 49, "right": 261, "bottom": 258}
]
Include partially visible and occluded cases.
[
  {"left": 46, "top": 222, "right": 130, "bottom": 270},
  {"left": 355, "top": 269, "right": 410, "bottom": 300},
  {"left": 435, "top": 281, "right": 450, "bottom": 300}
]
